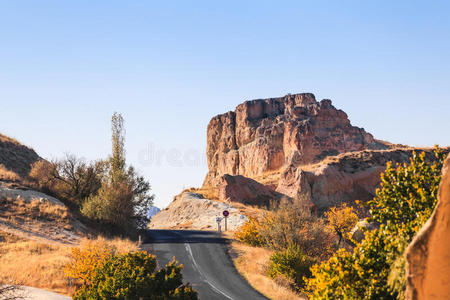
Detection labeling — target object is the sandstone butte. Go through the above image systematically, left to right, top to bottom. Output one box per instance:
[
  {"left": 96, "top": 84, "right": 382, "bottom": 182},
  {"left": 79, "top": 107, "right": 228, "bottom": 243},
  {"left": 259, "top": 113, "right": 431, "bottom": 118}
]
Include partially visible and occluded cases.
[{"left": 202, "top": 93, "right": 445, "bottom": 210}]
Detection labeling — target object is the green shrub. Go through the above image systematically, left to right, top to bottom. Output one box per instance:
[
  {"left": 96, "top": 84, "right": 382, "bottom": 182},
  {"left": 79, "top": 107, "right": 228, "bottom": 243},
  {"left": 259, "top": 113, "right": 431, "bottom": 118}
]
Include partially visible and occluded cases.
[
  {"left": 305, "top": 148, "right": 446, "bottom": 299},
  {"left": 268, "top": 244, "right": 316, "bottom": 291},
  {"left": 73, "top": 251, "right": 198, "bottom": 300}
]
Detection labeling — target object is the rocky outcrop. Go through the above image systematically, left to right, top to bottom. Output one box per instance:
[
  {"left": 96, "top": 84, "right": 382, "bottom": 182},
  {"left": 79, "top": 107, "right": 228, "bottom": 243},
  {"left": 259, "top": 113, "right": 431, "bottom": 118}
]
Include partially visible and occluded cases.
[
  {"left": 200, "top": 93, "right": 450, "bottom": 209},
  {"left": 203, "top": 93, "right": 389, "bottom": 187},
  {"left": 280, "top": 148, "right": 437, "bottom": 210},
  {"left": 405, "top": 154, "right": 450, "bottom": 300},
  {"left": 217, "top": 174, "right": 280, "bottom": 206},
  {"left": 149, "top": 192, "right": 247, "bottom": 230}
]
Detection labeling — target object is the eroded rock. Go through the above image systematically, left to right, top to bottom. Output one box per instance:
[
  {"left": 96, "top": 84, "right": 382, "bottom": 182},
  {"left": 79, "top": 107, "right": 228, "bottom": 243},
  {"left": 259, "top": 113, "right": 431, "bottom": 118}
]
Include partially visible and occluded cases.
[
  {"left": 203, "top": 93, "right": 389, "bottom": 187},
  {"left": 405, "top": 154, "right": 450, "bottom": 300}
]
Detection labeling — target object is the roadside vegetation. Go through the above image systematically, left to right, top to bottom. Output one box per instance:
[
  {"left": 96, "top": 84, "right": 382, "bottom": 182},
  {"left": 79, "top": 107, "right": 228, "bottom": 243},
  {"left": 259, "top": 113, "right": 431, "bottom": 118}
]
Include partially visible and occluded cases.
[
  {"left": 30, "top": 112, "right": 154, "bottom": 235},
  {"left": 234, "top": 147, "right": 446, "bottom": 299},
  {"left": 0, "top": 231, "right": 135, "bottom": 295},
  {"left": 65, "top": 238, "right": 197, "bottom": 299}
]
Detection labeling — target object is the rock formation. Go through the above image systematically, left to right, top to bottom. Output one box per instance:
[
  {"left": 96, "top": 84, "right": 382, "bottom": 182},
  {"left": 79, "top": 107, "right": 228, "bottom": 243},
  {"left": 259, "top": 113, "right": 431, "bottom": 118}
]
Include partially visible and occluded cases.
[
  {"left": 202, "top": 92, "right": 448, "bottom": 210},
  {"left": 203, "top": 93, "right": 389, "bottom": 187},
  {"left": 405, "top": 154, "right": 450, "bottom": 300},
  {"left": 217, "top": 174, "right": 280, "bottom": 207},
  {"left": 149, "top": 192, "right": 247, "bottom": 230}
]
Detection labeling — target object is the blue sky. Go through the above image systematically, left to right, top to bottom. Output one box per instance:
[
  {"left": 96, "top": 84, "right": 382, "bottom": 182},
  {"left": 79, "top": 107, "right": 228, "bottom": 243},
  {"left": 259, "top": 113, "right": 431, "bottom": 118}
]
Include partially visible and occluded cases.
[{"left": 1, "top": 1, "right": 449, "bottom": 208}]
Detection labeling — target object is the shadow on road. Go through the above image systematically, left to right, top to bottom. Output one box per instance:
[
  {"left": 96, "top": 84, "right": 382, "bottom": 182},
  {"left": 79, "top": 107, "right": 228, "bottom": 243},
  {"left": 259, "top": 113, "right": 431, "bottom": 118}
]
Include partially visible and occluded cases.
[{"left": 144, "top": 229, "right": 228, "bottom": 244}]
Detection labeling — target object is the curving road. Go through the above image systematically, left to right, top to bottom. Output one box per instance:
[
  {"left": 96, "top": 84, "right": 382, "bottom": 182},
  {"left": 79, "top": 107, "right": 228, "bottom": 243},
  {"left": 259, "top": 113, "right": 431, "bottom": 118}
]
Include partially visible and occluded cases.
[{"left": 142, "top": 230, "right": 268, "bottom": 300}]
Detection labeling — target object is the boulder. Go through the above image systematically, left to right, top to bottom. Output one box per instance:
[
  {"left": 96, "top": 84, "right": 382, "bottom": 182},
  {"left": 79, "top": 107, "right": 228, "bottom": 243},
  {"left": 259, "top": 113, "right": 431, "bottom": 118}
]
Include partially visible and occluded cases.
[{"left": 217, "top": 174, "right": 280, "bottom": 206}]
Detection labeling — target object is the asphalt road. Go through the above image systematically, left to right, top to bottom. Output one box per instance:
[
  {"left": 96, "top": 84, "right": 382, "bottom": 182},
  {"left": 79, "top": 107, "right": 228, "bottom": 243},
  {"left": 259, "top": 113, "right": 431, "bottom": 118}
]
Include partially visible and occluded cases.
[{"left": 143, "top": 230, "right": 268, "bottom": 300}]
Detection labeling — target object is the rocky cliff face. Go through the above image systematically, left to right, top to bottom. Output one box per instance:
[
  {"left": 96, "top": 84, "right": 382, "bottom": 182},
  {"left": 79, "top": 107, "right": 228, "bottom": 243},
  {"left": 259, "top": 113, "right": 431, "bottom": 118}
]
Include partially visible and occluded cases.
[{"left": 203, "top": 93, "right": 389, "bottom": 187}]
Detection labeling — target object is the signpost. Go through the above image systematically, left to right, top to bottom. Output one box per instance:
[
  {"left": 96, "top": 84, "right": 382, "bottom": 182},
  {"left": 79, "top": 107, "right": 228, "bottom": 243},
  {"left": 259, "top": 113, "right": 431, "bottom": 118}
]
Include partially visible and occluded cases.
[
  {"left": 222, "top": 210, "right": 229, "bottom": 231},
  {"left": 216, "top": 217, "right": 222, "bottom": 232}
]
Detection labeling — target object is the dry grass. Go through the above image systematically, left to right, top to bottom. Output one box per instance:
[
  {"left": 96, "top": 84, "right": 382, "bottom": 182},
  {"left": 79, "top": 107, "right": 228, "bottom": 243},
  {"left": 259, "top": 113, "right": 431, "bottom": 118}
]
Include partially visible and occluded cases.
[
  {"left": 0, "top": 133, "right": 40, "bottom": 179},
  {"left": 0, "top": 164, "right": 21, "bottom": 182},
  {"left": 184, "top": 186, "right": 219, "bottom": 200},
  {"left": 0, "top": 196, "right": 73, "bottom": 232},
  {"left": 0, "top": 230, "right": 73, "bottom": 295},
  {"left": 0, "top": 231, "right": 138, "bottom": 296},
  {"left": 228, "top": 240, "right": 306, "bottom": 300}
]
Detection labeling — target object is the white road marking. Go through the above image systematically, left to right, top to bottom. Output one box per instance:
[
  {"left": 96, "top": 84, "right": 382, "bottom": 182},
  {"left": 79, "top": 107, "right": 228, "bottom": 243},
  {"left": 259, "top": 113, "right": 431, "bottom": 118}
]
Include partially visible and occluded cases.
[
  {"left": 172, "top": 231, "right": 234, "bottom": 300},
  {"left": 184, "top": 243, "right": 234, "bottom": 300}
]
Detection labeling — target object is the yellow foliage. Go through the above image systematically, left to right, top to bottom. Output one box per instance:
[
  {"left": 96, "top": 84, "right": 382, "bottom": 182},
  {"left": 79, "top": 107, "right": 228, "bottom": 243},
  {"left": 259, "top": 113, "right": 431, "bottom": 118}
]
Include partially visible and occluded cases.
[
  {"left": 325, "top": 203, "right": 358, "bottom": 244},
  {"left": 234, "top": 217, "right": 265, "bottom": 247},
  {"left": 64, "top": 237, "right": 136, "bottom": 285}
]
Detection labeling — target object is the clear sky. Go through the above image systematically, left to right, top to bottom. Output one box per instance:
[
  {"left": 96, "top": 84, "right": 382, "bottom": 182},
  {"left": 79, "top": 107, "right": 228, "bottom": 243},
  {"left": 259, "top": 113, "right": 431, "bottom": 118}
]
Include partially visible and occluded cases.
[{"left": 1, "top": 1, "right": 449, "bottom": 208}]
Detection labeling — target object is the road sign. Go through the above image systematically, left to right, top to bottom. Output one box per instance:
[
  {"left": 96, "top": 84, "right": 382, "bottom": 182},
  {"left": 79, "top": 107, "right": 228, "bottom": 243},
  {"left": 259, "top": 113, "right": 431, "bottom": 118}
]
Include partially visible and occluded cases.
[
  {"left": 223, "top": 210, "right": 229, "bottom": 217},
  {"left": 216, "top": 217, "right": 222, "bottom": 232}
]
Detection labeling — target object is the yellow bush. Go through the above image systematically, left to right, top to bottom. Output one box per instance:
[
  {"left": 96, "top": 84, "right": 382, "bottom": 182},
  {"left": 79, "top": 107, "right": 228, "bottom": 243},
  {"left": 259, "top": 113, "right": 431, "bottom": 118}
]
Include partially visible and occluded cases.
[
  {"left": 234, "top": 217, "right": 265, "bottom": 247},
  {"left": 64, "top": 238, "right": 121, "bottom": 285}
]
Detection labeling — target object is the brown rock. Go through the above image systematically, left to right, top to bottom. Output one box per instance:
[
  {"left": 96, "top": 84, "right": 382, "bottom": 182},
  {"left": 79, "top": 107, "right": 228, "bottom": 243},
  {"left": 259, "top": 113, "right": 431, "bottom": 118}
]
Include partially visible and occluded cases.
[
  {"left": 203, "top": 93, "right": 389, "bottom": 187},
  {"left": 405, "top": 154, "right": 450, "bottom": 300},
  {"left": 276, "top": 164, "right": 312, "bottom": 203},
  {"left": 217, "top": 174, "right": 279, "bottom": 206}
]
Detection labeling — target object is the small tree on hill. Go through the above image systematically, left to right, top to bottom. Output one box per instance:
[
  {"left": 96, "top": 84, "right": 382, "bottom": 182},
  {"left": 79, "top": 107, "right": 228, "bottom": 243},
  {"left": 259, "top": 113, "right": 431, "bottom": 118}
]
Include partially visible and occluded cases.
[{"left": 325, "top": 203, "right": 358, "bottom": 246}]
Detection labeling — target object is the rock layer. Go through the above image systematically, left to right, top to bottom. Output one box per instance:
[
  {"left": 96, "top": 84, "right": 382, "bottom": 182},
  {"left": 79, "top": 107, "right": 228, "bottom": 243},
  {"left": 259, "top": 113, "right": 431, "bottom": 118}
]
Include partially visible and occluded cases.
[
  {"left": 203, "top": 93, "right": 388, "bottom": 187},
  {"left": 406, "top": 154, "right": 450, "bottom": 300},
  {"left": 217, "top": 174, "right": 280, "bottom": 207}
]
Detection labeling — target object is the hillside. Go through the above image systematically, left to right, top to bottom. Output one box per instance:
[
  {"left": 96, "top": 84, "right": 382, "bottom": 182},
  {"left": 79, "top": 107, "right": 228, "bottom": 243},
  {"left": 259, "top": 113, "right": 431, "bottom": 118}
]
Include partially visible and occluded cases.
[
  {"left": 0, "top": 133, "right": 141, "bottom": 298},
  {"left": 0, "top": 134, "right": 40, "bottom": 182}
]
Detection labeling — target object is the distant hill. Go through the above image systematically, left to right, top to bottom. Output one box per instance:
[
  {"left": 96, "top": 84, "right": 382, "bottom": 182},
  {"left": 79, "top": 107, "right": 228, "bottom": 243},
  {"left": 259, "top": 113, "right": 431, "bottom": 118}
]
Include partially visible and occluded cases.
[
  {"left": 0, "top": 134, "right": 40, "bottom": 182},
  {"left": 147, "top": 206, "right": 161, "bottom": 219}
]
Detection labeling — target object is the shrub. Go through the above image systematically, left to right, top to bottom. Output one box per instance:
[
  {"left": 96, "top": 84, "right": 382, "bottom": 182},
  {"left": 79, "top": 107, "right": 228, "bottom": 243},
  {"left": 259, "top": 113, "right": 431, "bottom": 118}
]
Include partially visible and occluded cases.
[
  {"left": 305, "top": 148, "right": 446, "bottom": 299},
  {"left": 30, "top": 155, "right": 106, "bottom": 207},
  {"left": 235, "top": 199, "right": 334, "bottom": 260},
  {"left": 259, "top": 200, "right": 334, "bottom": 259},
  {"left": 325, "top": 203, "right": 358, "bottom": 246},
  {"left": 234, "top": 217, "right": 265, "bottom": 247},
  {"left": 64, "top": 238, "right": 117, "bottom": 285},
  {"left": 268, "top": 244, "right": 315, "bottom": 291},
  {"left": 73, "top": 252, "right": 198, "bottom": 300}
]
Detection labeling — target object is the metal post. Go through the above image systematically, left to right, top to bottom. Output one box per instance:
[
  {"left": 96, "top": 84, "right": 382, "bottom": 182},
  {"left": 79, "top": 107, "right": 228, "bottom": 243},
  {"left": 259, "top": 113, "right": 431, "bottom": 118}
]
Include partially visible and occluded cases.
[
  {"left": 216, "top": 217, "right": 222, "bottom": 233},
  {"left": 225, "top": 217, "right": 228, "bottom": 231}
]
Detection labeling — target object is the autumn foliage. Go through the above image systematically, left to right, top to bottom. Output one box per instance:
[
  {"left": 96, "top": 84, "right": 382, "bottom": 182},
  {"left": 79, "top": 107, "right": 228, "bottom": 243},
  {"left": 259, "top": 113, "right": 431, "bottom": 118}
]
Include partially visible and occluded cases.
[
  {"left": 305, "top": 148, "right": 446, "bottom": 299},
  {"left": 325, "top": 203, "right": 358, "bottom": 246},
  {"left": 64, "top": 239, "right": 116, "bottom": 285}
]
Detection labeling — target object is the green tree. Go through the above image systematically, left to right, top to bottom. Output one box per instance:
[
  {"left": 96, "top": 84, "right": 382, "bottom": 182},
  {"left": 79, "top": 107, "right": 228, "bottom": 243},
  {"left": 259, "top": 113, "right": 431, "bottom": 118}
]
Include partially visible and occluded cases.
[
  {"left": 82, "top": 112, "right": 154, "bottom": 232},
  {"left": 305, "top": 148, "right": 446, "bottom": 299},
  {"left": 268, "top": 244, "right": 316, "bottom": 291},
  {"left": 73, "top": 252, "right": 198, "bottom": 300}
]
